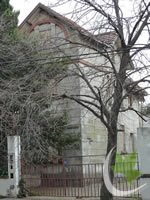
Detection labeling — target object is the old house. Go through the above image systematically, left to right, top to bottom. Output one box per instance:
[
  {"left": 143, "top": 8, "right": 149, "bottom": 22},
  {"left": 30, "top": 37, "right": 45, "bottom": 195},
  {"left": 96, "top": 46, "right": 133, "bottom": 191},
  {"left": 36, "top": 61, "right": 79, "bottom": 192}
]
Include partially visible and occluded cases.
[{"left": 19, "top": 3, "right": 144, "bottom": 164}]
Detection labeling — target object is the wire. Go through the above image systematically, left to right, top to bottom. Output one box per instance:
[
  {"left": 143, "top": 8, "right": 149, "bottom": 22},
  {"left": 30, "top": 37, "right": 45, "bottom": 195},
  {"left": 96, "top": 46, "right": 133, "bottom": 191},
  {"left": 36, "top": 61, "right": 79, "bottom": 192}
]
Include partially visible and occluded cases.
[{"left": 0, "top": 44, "right": 149, "bottom": 65}]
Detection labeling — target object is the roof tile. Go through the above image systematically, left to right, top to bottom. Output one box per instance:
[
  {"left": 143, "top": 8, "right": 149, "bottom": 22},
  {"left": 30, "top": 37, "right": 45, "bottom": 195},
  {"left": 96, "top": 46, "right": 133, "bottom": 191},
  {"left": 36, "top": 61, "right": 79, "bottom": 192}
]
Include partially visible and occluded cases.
[{"left": 95, "top": 32, "right": 117, "bottom": 45}]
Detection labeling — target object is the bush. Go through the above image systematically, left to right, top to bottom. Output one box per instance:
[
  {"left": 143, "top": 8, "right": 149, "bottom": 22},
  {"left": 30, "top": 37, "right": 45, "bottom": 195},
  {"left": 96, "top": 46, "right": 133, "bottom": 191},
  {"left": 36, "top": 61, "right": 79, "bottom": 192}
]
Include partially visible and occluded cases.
[
  {"left": 0, "top": 168, "right": 8, "bottom": 177},
  {"left": 17, "top": 178, "right": 27, "bottom": 198}
]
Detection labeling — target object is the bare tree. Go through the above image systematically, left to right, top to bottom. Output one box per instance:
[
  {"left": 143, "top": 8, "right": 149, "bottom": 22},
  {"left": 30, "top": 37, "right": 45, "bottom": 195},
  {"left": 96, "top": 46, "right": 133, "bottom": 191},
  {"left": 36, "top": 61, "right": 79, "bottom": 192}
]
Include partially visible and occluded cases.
[
  {"left": 2, "top": 0, "right": 149, "bottom": 198},
  {"left": 45, "top": 0, "right": 150, "bottom": 199},
  {"left": 0, "top": 13, "right": 79, "bottom": 165}
]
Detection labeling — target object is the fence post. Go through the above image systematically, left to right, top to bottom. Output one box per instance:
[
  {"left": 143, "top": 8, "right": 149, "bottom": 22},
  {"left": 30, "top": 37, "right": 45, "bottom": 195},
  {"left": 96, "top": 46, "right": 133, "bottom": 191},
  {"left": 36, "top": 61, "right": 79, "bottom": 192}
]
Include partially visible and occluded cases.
[
  {"left": 137, "top": 128, "right": 150, "bottom": 200},
  {"left": 7, "top": 136, "right": 21, "bottom": 197},
  {"left": 63, "top": 158, "right": 66, "bottom": 196}
]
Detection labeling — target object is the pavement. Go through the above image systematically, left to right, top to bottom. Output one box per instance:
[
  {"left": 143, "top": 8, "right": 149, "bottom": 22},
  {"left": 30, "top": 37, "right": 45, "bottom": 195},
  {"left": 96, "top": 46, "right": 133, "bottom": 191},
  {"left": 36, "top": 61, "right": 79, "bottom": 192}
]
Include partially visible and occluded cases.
[
  {"left": 0, "top": 197, "right": 137, "bottom": 200},
  {"left": 0, "top": 197, "right": 99, "bottom": 200}
]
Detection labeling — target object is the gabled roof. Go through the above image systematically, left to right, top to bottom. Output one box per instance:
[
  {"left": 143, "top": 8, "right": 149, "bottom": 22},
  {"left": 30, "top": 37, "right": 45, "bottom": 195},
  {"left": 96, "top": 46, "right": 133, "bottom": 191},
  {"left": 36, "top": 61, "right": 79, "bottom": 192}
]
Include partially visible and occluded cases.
[
  {"left": 19, "top": 3, "right": 117, "bottom": 46},
  {"left": 19, "top": 3, "right": 91, "bottom": 37},
  {"left": 20, "top": 3, "right": 86, "bottom": 33},
  {"left": 95, "top": 32, "right": 118, "bottom": 45}
]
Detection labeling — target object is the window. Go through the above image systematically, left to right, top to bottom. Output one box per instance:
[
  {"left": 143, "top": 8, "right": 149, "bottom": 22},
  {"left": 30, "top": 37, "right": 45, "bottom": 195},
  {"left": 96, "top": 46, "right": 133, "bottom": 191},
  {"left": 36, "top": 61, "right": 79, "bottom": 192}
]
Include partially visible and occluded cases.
[
  {"left": 128, "top": 96, "right": 133, "bottom": 107},
  {"left": 117, "top": 125, "right": 126, "bottom": 153},
  {"left": 122, "top": 130, "right": 126, "bottom": 152},
  {"left": 130, "top": 133, "right": 135, "bottom": 152}
]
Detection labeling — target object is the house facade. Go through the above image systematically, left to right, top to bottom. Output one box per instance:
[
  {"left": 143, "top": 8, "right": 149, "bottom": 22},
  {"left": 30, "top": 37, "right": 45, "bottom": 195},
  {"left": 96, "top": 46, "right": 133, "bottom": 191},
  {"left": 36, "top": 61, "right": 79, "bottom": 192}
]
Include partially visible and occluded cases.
[{"left": 19, "top": 3, "right": 144, "bottom": 164}]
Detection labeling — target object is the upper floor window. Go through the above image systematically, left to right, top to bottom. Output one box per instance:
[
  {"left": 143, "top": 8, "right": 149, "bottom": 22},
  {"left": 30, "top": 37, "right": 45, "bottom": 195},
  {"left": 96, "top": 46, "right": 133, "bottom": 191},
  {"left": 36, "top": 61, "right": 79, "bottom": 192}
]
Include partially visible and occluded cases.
[
  {"left": 33, "top": 23, "right": 66, "bottom": 46},
  {"left": 128, "top": 96, "right": 133, "bottom": 107},
  {"left": 130, "top": 133, "right": 135, "bottom": 152}
]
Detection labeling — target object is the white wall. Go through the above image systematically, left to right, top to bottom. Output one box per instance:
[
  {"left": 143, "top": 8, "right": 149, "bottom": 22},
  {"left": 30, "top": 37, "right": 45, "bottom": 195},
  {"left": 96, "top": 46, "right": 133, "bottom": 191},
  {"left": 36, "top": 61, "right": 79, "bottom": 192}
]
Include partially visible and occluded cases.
[{"left": 0, "top": 179, "right": 14, "bottom": 196}]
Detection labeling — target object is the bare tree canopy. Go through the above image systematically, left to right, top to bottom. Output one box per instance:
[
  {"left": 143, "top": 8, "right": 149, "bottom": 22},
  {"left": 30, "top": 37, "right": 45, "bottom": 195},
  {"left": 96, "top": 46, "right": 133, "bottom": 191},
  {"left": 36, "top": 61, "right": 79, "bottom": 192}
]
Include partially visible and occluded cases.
[
  {"left": 44, "top": 0, "right": 150, "bottom": 199},
  {"left": 47, "top": 0, "right": 150, "bottom": 145},
  {"left": 0, "top": 2, "right": 79, "bottom": 165}
]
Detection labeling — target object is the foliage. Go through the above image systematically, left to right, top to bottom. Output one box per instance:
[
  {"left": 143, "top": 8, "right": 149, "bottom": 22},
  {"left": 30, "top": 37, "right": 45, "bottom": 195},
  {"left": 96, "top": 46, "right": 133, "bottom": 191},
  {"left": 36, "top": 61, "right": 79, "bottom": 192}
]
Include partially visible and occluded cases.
[
  {"left": 0, "top": 0, "right": 13, "bottom": 15},
  {"left": 0, "top": 0, "right": 19, "bottom": 38},
  {"left": 0, "top": 2, "right": 79, "bottom": 164},
  {"left": 22, "top": 112, "right": 80, "bottom": 163},
  {"left": 41, "top": 112, "right": 80, "bottom": 156},
  {"left": 111, "top": 152, "right": 141, "bottom": 184},
  {"left": 0, "top": 168, "right": 8, "bottom": 177},
  {"left": 17, "top": 179, "right": 27, "bottom": 198},
  {"left": 132, "top": 197, "right": 138, "bottom": 200}
]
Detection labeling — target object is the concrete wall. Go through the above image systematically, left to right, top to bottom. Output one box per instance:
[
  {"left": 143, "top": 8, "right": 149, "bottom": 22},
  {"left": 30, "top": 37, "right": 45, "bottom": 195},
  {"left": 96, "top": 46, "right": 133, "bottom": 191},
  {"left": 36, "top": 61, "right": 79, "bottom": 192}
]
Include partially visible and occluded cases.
[
  {"left": 76, "top": 36, "right": 141, "bottom": 157},
  {"left": 79, "top": 49, "right": 141, "bottom": 158},
  {"left": 80, "top": 96, "right": 141, "bottom": 162},
  {"left": 118, "top": 97, "right": 141, "bottom": 153},
  {"left": 81, "top": 108, "right": 107, "bottom": 163},
  {"left": 142, "top": 116, "right": 150, "bottom": 127},
  {"left": 0, "top": 179, "right": 14, "bottom": 196}
]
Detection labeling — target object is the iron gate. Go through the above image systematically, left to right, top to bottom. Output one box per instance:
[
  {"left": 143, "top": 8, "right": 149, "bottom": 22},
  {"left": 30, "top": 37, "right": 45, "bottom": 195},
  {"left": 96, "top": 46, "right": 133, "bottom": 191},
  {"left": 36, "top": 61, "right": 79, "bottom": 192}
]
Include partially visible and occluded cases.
[
  {"left": 21, "top": 154, "right": 141, "bottom": 198},
  {"left": 22, "top": 160, "right": 103, "bottom": 197}
]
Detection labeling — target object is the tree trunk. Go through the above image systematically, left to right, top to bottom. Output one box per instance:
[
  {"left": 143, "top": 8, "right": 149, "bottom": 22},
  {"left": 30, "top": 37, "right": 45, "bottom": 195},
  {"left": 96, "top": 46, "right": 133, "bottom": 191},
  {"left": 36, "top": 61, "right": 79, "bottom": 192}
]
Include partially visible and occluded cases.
[{"left": 100, "top": 131, "right": 117, "bottom": 200}]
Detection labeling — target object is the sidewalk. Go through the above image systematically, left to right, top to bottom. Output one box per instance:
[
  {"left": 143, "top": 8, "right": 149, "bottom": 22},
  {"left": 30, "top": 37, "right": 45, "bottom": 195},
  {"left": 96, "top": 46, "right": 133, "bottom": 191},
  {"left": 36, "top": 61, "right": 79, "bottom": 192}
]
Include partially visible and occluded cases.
[
  {"left": 0, "top": 197, "right": 100, "bottom": 200},
  {"left": 0, "top": 197, "right": 136, "bottom": 200},
  {"left": 0, "top": 197, "right": 138, "bottom": 200}
]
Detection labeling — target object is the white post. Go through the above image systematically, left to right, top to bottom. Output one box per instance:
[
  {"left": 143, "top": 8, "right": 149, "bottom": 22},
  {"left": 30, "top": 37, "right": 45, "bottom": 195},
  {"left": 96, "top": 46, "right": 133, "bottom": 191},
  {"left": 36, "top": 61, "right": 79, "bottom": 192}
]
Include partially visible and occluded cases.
[
  {"left": 137, "top": 128, "right": 150, "bottom": 200},
  {"left": 7, "top": 136, "right": 21, "bottom": 197}
]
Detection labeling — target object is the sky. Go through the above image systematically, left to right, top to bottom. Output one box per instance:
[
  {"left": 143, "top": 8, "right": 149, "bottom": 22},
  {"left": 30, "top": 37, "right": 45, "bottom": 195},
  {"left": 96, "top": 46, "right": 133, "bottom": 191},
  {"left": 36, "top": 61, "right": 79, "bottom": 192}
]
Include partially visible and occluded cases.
[
  {"left": 10, "top": 0, "right": 54, "bottom": 24},
  {"left": 10, "top": 0, "right": 135, "bottom": 26}
]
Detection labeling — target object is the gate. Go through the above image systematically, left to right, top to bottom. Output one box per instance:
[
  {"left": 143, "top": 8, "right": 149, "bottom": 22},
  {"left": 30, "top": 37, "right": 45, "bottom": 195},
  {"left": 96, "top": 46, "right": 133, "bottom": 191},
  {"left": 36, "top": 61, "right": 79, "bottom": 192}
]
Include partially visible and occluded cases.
[
  {"left": 21, "top": 154, "right": 141, "bottom": 198},
  {"left": 21, "top": 155, "right": 103, "bottom": 197}
]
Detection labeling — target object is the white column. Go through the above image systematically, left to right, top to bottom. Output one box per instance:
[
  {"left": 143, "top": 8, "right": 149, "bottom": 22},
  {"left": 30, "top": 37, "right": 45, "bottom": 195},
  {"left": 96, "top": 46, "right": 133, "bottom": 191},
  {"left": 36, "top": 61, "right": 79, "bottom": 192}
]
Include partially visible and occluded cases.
[
  {"left": 137, "top": 128, "right": 150, "bottom": 200},
  {"left": 7, "top": 136, "right": 21, "bottom": 197}
]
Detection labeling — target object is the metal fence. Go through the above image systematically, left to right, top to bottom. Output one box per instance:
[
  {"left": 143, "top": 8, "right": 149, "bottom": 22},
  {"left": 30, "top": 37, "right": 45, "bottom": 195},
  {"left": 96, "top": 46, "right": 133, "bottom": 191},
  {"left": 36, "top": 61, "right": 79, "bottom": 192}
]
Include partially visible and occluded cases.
[
  {"left": 0, "top": 149, "right": 8, "bottom": 178},
  {"left": 112, "top": 153, "right": 140, "bottom": 199},
  {"left": 21, "top": 155, "right": 141, "bottom": 199},
  {"left": 22, "top": 161, "right": 103, "bottom": 197}
]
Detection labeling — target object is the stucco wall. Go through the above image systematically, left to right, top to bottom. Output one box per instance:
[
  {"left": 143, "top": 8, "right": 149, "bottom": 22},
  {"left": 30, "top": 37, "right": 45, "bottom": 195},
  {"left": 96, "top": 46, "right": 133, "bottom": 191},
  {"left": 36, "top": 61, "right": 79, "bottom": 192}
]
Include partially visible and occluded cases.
[
  {"left": 118, "top": 97, "right": 141, "bottom": 153},
  {"left": 81, "top": 109, "right": 107, "bottom": 163},
  {"left": 142, "top": 116, "right": 150, "bottom": 127},
  {"left": 0, "top": 179, "right": 14, "bottom": 196}
]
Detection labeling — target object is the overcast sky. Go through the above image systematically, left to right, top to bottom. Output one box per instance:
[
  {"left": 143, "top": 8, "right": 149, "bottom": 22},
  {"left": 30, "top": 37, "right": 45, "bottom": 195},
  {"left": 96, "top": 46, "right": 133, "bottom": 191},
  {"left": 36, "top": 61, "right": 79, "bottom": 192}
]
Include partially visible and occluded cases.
[
  {"left": 10, "top": 0, "right": 54, "bottom": 24},
  {"left": 10, "top": 0, "right": 134, "bottom": 25}
]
